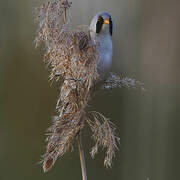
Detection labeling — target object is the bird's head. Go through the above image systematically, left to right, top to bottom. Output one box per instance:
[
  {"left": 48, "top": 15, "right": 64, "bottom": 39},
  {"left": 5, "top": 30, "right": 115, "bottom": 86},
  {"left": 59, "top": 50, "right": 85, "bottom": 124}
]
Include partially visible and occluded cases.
[{"left": 90, "top": 12, "right": 113, "bottom": 38}]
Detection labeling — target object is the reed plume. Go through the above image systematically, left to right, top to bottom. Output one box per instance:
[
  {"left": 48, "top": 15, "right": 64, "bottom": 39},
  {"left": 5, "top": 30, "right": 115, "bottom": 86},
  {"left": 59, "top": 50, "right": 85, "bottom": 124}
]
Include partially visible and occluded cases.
[{"left": 34, "top": 0, "right": 144, "bottom": 175}]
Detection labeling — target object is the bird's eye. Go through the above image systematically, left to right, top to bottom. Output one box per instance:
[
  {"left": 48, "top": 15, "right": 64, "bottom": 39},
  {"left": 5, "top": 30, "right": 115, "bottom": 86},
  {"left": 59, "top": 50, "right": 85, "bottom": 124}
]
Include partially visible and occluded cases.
[
  {"left": 96, "top": 16, "right": 104, "bottom": 34},
  {"left": 109, "top": 17, "right": 113, "bottom": 36}
]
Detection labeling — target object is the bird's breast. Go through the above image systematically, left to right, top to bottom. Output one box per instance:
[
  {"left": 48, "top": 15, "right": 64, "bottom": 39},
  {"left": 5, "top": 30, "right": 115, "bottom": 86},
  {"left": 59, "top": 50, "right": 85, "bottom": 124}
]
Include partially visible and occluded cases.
[{"left": 96, "top": 35, "right": 113, "bottom": 79}]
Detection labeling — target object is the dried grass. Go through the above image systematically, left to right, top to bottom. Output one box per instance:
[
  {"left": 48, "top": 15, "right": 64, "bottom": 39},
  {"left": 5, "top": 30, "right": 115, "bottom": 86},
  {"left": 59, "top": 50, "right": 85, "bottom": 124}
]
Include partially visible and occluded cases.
[
  {"left": 34, "top": 0, "right": 145, "bottom": 173},
  {"left": 35, "top": 0, "right": 99, "bottom": 172},
  {"left": 35, "top": 0, "right": 102, "bottom": 172},
  {"left": 103, "top": 73, "right": 146, "bottom": 91},
  {"left": 86, "top": 111, "right": 120, "bottom": 167}
]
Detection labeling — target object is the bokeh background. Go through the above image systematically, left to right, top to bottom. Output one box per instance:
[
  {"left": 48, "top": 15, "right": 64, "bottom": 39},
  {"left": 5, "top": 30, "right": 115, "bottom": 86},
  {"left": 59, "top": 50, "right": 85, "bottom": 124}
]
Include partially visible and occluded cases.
[{"left": 0, "top": 0, "right": 180, "bottom": 179}]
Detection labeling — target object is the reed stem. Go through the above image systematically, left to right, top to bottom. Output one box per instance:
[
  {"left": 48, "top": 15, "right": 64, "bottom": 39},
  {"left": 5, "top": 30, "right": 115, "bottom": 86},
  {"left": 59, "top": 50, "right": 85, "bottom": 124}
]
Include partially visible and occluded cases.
[{"left": 78, "top": 134, "right": 87, "bottom": 180}]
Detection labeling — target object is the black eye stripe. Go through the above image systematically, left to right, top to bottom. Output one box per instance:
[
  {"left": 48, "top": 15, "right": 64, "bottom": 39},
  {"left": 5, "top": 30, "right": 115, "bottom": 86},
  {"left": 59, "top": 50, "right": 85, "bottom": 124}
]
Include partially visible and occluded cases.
[
  {"left": 96, "top": 15, "right": 113, "bottom": 35},
  {"left": 96, "top": 16, "right": 104, "bottom": 34},
  {"left": 98, "top": 16, "right": 104, "bottom": 22},
  {"left": 109, "top": 17, "right": 113, "bottom": 36}
]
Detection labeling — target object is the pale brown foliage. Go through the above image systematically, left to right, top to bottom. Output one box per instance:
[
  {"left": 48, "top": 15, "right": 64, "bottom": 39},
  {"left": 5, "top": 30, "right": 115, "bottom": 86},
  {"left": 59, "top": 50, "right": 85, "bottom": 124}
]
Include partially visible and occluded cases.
[
  {"left": 34, "top": 0, "right": 129, "bottom": 173},
  {"left": 35, "top": 0, "right": 100, "bottom": 172},
  {"left": 103, "top": 73, "right": 146, "bottom": 91},
  {"left": 86, "top": 111, "right": 120, "bottom": 167}
]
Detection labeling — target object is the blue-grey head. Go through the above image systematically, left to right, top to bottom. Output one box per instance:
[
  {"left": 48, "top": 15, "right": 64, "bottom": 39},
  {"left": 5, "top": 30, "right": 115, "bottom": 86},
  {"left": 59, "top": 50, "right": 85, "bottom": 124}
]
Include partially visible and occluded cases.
[{"left": 90, "top": 12, "right": 113, "bottom": 38}]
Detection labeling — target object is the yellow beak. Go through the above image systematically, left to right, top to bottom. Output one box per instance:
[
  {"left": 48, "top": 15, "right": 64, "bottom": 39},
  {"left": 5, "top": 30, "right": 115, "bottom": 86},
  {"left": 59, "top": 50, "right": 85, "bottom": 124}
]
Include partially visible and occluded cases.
[{"left": 104, "top": 19, "right": 109, "bottom": 24}]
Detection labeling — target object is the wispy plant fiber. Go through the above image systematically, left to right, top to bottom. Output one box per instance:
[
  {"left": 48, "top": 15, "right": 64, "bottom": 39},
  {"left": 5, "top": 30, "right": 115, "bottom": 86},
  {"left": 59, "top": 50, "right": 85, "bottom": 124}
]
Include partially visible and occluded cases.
[
  {"left": 34, "top": 0, "right": 144, "bottom": 173},
  {"left": 35, "top": 0, "right": 100, "bottom": 172},
  {"left": 103, "top": 73, "right": 146, "bottom": 91},
  {"left": 86, "top": 111, "right": 120, "bottom": 167}
]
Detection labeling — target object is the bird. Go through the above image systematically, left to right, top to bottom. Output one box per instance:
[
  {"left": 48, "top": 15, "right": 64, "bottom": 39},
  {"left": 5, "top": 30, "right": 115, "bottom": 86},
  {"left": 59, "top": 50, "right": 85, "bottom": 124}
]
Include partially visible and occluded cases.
[{"left": 89, "top": 12, "right": 113, "bottom": 81}]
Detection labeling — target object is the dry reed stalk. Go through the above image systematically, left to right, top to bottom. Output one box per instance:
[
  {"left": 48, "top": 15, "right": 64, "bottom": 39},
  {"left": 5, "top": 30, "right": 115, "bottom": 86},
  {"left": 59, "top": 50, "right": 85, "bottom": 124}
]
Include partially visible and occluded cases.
[
  {"left": 34, "top": 0, "right": 145, "bottom": 176},
  {"left": 35, "top": 0, "right": 99, "bottom": 173},
  {"left": 78, "top": 134, "right": 87, "bottom": 180}
]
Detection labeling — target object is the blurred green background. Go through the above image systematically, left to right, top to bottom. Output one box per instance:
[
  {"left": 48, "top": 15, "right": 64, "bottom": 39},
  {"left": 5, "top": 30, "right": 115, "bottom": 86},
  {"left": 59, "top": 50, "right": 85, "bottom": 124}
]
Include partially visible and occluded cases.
[{"left": 0, "top": 0, "right": 180, "bottom": 179}]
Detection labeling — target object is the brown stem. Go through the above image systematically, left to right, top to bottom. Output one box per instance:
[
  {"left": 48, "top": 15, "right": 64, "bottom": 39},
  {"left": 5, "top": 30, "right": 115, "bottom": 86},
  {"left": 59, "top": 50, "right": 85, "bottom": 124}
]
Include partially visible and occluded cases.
[
  {"left": 63, "top": 0, "right": 67, "bottom": 24},
  {"left": 63, "top": 9, "right": 66, "bottom": 23},
  {"left": 78, "top": 134, "right": 87, "bottom": 180}
]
